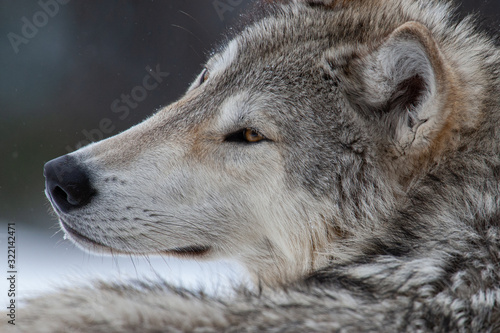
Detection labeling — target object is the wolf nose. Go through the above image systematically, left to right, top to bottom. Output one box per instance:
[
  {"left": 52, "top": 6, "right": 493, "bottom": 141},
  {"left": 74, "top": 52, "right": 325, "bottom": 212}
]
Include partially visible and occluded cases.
[{"left": 44, "top": 155, "right": 96, "bottom": 213}]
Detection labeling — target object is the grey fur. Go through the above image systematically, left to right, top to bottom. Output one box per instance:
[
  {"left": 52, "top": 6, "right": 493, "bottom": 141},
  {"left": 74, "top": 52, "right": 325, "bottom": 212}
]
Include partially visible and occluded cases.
[{"left": 6, "top": 0, "right": 500, "bottom": 331}]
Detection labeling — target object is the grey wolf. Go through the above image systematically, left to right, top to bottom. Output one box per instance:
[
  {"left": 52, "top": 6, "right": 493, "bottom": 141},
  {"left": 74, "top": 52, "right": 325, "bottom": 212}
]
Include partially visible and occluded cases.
[{"left": 6, "top": 0, "right": 500, "bottom": 331}]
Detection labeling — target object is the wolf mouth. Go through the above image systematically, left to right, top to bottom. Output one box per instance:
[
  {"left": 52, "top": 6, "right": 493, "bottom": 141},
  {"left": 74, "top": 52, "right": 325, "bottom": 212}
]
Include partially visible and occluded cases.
[
  {"left": 60, "top": 220, "right": 210, "bottom": 256},
  {"left": 60, "top": 220, "right": 112, "bottom": 250},
  {"left": 163, "top": 246, "right": 211, "bottom": 256}
]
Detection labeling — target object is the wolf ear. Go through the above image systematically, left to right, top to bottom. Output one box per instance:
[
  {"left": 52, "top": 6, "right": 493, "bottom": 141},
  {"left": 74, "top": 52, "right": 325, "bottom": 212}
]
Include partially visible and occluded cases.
[{"left": 348, "top": 22, "right": 452, "bottom": 151}]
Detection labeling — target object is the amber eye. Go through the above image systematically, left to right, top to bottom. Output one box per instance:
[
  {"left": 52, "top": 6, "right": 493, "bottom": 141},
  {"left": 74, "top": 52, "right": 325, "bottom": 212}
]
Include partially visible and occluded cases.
[
  {"left": 199, "top": 68, "right": 209, "bottom": 85},
  {"left": 225, "top": 128, "right": 267, "bottom": 143},
  {"left": 244, "top": 128, "right": 265, "bottom": 142}
]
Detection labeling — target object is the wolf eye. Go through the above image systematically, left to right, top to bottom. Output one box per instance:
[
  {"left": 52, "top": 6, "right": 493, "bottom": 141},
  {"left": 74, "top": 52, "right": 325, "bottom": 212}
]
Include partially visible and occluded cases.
[
  {"left": 199, "top": 68, "right": 209, "bottom": 85},
  {"left": 225, "top": 128, "right": 266, "bottom": 143},
  {"left": 244, "top": 128, "right": 265, "bottom": 142}
]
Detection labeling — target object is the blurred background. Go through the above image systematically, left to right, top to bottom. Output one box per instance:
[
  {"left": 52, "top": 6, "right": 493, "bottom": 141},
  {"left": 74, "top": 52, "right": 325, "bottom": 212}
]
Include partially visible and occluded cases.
[
  {"left": 0, "top": 0, "right": 498, "bottom": 299},
  {"left": 0, "top": 0, "right": 255, "bottom": 300}
]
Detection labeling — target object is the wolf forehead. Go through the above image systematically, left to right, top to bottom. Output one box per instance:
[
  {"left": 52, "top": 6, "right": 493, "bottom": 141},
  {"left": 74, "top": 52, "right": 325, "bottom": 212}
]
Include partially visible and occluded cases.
[
  {"left": 206, "top": 1, "right": 432, "bottom": 118},
  {"left": 218, "top": 1, "right": 422, "bottom": 62},
  {"left": 201, "top": 7, "right": 367, "bottom": 124}
]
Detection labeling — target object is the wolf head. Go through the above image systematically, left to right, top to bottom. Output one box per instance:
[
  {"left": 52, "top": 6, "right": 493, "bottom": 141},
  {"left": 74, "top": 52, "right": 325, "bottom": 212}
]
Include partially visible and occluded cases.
[{"left": 44, "top": 0, "right": 490, "bottom": 285}]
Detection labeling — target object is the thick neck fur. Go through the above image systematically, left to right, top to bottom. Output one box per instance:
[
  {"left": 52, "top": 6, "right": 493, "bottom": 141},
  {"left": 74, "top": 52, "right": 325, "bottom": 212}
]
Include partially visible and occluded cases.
[{"left": 308, "top": 0, "right": 500, "bottom": 273}]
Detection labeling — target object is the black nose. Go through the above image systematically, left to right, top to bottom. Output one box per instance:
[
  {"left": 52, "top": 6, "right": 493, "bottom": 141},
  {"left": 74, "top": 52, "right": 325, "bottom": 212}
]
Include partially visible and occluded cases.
[{"left": 44, "top": 155, "right": 96, "bottom": 213}]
